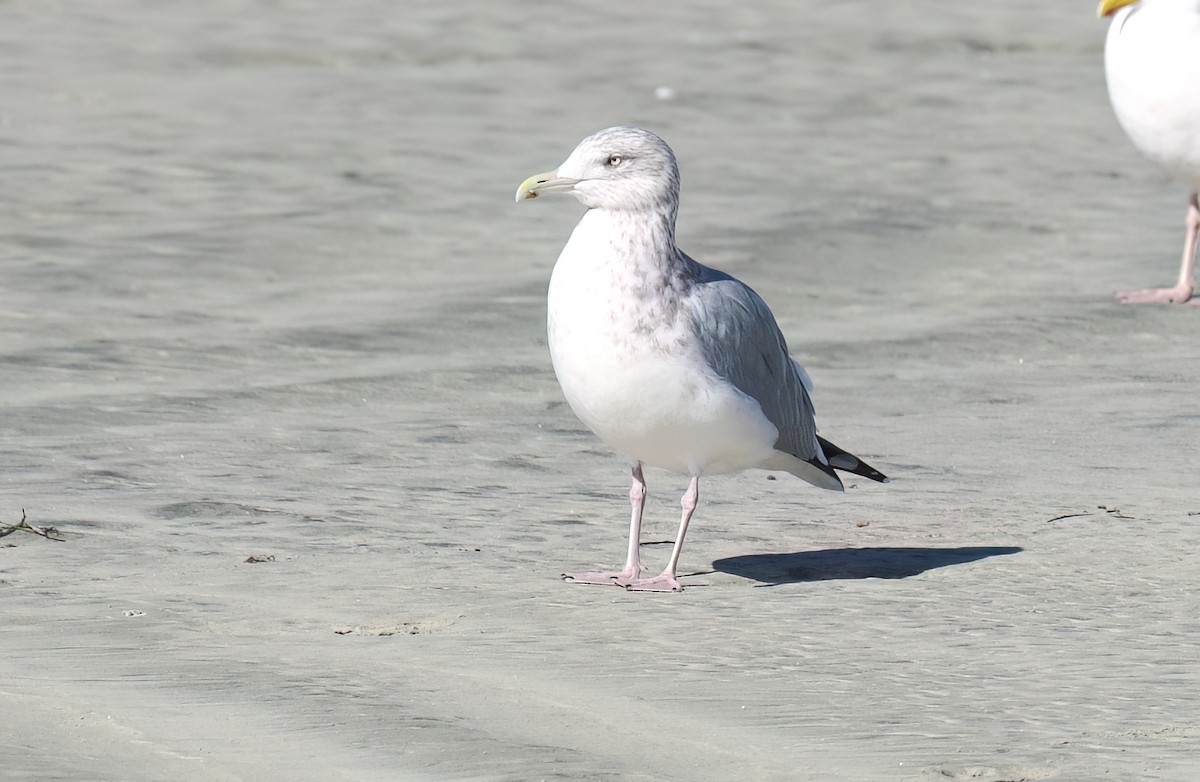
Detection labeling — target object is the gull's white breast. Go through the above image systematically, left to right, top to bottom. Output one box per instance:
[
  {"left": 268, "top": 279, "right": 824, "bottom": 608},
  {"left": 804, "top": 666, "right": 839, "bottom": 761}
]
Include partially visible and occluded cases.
[
  {"left": 1105, "top": 4, "right": 1200, "bottom": 186},
  {"left": 546, "top": 211, "right": 779, "bottom": 476}
]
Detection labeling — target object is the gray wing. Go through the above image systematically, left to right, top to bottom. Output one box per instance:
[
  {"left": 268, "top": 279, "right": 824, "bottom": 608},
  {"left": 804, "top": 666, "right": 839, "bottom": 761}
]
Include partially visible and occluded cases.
[{"left": 686, "top": 262, "right": 822, "bottom": 464}]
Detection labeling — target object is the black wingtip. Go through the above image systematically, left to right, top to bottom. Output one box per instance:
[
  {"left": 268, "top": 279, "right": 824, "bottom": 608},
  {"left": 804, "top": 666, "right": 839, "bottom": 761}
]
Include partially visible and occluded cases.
[
  {"left": 817, "top": 435, "right": 889, "bottom": 484},
  {"left": 801, "top": 455, "right": 845, "bottom": 491}
]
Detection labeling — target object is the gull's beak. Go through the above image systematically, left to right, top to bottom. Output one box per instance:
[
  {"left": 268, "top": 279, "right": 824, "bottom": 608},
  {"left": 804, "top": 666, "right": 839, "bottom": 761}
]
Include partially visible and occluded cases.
[
  {"left": 1097, "top": 0, "right": 1137, "bottom": 17},
  {"left": 515, "top": 170, "right": 580, "bottom": 203}
]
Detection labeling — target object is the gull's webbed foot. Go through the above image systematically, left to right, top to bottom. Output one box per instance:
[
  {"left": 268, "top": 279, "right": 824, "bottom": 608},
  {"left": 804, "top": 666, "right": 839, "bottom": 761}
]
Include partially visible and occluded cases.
[
  {"left": 1116, "top": 284, "right": 1196, "bottom": 305},
  {"left": 619, "top": 573, "right": 683, "bottom": 592}
]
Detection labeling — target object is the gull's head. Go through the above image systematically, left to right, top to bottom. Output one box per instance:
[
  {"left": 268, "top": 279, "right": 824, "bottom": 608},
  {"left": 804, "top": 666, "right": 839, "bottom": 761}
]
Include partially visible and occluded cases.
[{"left": 515, "top": 126, "right": 680, "bottom": 212}]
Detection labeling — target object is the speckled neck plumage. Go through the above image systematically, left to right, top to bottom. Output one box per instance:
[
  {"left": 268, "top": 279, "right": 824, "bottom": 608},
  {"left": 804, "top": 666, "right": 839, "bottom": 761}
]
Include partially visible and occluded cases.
[{"left": 588, "top": 202, "right": 700, "bottom": 310}]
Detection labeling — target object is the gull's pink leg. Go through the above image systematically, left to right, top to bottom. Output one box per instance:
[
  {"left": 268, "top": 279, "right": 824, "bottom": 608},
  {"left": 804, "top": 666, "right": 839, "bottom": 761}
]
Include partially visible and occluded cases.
[
  {"left": 1117, "top": 192, "right": 1200, "bottom": 305},
  {"left": 563, "top": 464, "right": 647, "bottom": 586},
  {"left": 622, "top": 475, "right": 699, "bottom": 593}
]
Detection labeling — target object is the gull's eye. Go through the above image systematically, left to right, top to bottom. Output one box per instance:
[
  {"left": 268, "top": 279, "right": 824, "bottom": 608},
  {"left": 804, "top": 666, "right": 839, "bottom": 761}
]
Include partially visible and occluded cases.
[{"left": 606, "top": 154, "right": 623, "bottom": 167}]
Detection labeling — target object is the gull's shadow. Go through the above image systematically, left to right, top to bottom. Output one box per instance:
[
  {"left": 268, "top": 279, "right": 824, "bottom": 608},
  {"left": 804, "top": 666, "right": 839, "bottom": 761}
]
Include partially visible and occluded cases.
[{"left": 712, "top": 546, "right": 1022, "bottom": 585}]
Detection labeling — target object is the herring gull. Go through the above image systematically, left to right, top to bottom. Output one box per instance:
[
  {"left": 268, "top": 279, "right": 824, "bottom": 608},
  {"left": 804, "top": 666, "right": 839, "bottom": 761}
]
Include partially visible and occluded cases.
[
  {"left": 1101, "top": 0, "right": 1200, "bottom": 304},
  {"left": 516, "top": 127, "right": 888, "bottom": 592}
]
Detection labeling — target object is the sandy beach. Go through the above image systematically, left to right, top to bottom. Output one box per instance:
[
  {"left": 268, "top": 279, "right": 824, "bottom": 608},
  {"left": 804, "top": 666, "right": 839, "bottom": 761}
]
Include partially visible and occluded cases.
[{"left": 3, "top": 1, "right": 1200, "bottom": 779}]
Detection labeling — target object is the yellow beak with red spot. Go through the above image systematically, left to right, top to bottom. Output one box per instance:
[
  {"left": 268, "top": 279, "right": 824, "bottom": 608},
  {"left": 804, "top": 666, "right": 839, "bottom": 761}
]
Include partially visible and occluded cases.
[{"left": 515, "top": 171, "right": 580, "bottom": 202}]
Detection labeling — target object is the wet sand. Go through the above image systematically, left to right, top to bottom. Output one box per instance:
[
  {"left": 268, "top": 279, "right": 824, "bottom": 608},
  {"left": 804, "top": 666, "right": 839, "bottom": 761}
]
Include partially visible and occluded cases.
[{"left": 3, "top": 2, "right": 1199, "bottom": 780}]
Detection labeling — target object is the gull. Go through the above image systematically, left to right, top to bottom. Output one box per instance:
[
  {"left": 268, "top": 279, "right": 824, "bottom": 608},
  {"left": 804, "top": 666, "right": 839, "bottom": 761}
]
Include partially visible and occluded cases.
[
  {"left": 1100, "top": 0, "right": 1200, "bottom": 304},
  {"left": 515, "top": 127, "right": 888, "bottom": 592}
]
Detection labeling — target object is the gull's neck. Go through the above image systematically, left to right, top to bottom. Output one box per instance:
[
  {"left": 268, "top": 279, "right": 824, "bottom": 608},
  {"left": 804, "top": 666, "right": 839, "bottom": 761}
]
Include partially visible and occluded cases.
[{"left": 572, "top": 204, "right": 699, "bottom": 290}]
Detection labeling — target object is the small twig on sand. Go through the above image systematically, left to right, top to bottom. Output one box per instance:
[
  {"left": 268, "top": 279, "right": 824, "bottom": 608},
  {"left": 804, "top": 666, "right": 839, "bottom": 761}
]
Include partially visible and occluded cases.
[
  {"left": 1047, "top": 505, "right": 1137, "bottom": 523},
  {"left": 0, "top": 509, "right": 65, "bottom": 542},
  {"left": 1046, "top": 512, "right": 1093, "bottom": 523}
]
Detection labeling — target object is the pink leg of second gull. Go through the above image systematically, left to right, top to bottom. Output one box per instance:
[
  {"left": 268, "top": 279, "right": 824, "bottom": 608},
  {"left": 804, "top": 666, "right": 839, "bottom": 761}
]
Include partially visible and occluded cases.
[
  {"left": 1117, "top": 192, "right": 1200, "bottom": 305},
  {"left": 562, "top": 463, "right": 647, "bottom": 586}
]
